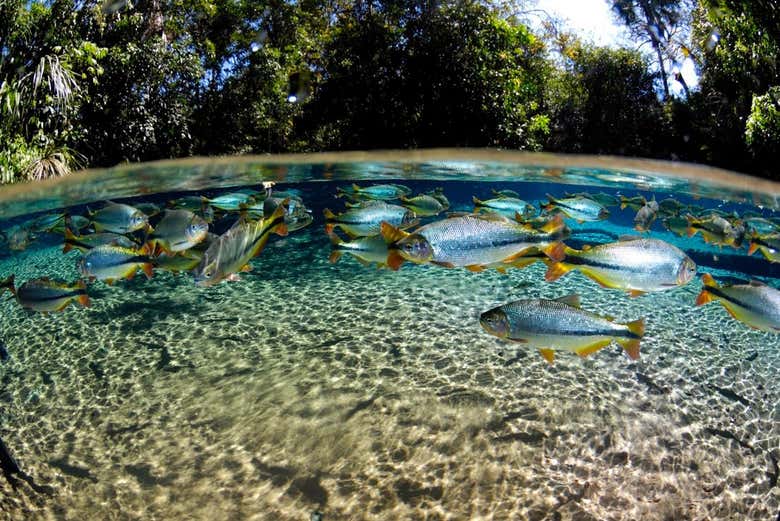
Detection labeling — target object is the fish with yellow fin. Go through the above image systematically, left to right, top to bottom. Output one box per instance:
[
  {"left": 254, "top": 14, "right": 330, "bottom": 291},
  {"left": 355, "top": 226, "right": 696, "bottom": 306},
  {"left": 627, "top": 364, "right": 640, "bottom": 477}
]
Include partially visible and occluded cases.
[
  {"left": 192, "top": 200, "right": 288, "bottom": 286},
  {"left": 381, "top": 213, "right": 568, "bottom": 271},
  {"left": 747, "top": 232, "right": 780, "bottom": 262},
  {"left": 328, "top": 233, "right": 390, "bottom": 268},
  {"left": 545, "top": 238, "right": 696, "bottom": 297},
  {"left": 78, "top": 244, "right": 155, "bottom": 284},
  {"left": 695, "top": 274, "right": 780, "bottom": 332},
  {"left": 13, "top": 278, "right": 90, "bottom": 312},
  {"left": 479, "top": 295, "right": 644, "bottom": 364}
]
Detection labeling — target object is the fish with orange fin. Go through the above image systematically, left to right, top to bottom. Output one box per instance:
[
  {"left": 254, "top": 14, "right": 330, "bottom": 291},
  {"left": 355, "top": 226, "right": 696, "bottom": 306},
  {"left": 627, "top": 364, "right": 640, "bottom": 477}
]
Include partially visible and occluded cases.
[
  {"left": 191, "top": 199, "right": 289, "bottom": 286},
  {"left": 323, "top": 202, "right": 416, "bottom": 238},
  {"left": 145, "top": 209, "right": 208, "bottom": 255},
  {"left": 380, "top": 213, "right": 568, "bottom": 271},
  {"left": 685, "top": 214, "right": 739, "bottom": 247},
  {"left": 63, "top": 229, "right": 137, "bottom": 254},
  {"left": 747, "top": 232, "right": 780, "bottom": 262},
  {"left": 545, "top": 238, "right": 696, "bottom": 297},
  {"left": 77, "top": 244, "right": 155, "bottom": 284},
  {"left": 695, "top": 274, "right": 780, "bottom": 332},
  {"left": 14, "top": 278, "right": 90, "bottom": 312},
  {"left": 479, "top": 295, "right": 645, "bottom": 364}
]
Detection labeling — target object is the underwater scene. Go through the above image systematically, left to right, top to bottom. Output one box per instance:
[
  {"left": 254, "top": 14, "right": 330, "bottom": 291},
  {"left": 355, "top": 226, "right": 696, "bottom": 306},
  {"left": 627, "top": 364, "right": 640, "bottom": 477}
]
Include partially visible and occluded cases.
[{"left": 0, "top": 155, "right": 779, "bottom": 520}]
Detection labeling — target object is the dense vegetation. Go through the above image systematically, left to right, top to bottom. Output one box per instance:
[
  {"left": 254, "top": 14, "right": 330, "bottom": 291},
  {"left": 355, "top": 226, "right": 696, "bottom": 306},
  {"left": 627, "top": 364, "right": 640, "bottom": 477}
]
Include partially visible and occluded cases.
[{"left": 0, "top": 0, "right": 778, "bottom": 181}]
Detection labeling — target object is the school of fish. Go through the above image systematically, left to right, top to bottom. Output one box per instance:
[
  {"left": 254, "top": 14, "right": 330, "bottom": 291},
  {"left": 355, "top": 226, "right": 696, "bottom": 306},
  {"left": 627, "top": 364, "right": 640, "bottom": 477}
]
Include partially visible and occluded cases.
[{"left": 1, "top": 181, "right": 779, "bottom": 366}]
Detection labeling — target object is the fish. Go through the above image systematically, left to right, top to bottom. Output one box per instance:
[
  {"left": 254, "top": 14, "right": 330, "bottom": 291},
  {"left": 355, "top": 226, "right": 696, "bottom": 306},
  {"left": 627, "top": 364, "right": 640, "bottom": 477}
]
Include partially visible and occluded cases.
[
  {"left": 337, "top": 183, "right": 412, "bottom": 201},
  {"left": 424, "top": 188, "right": 451, "bottom": 210},
  {"left": 492, "top": 188, "right": 520, "bottom": 199},
  {"left": 202, "top": 192, "right": 256, "bottom": 212},
  {"left": 565, "top": 192, "right": 620, "bottom": 208},
  {"left": 400, "top": 194, "right": 446, "bottom": 216},
  {"left": 542, "top": 194, "right": 609, "bottom": 223},
  {"left": 169, "top": 195, "right": 206, "bottom": 212},
  {"left": 619, "top": 195, "right": 647, "bottom": 212},
  {"left": 473, "top": 196, "right": 536, "bottom": 219},
  {"left": 258, "top": 197, "right": 312, "bottom": 232},
  {"left": 658, "top": 198, "right": 685, "bottom": 216},
  {"left": 192, "top": 200, "right": 288, "bottom": 286},
  {"left": 633, "top": 200, "right": 659, "bottom": 232},
  {"left": 90, "top": 202, "right": 149, "bottom": 234},
  {"left": 135, "top": 202, "right": 162, "bottom": 217},
  {"left": 324, "top": 202, "right": 417, "bottom": 238},
  {"left": 146, "top": 209, "right": 208, "bottom": 254},
  {"left": 27, "top": 213, "right": 66, "bottom": 233},
  {"left": 380, "top": 213, "right": 568, "bottom": 271},
  {"left": 46, "top": 214, "right": 92, "bottom": 235},
  {"left": 685, "top": 214, "right": 739, "bottom": 247},
  {"left": 662, "top": 216, "right": 689, "bottom": 237},
  {"left": 744, "top": 217, "right": 778, "bottom": 236},
  {"left": 7, "top": 226, "right": 32, "bottom": 251},
  {"left": 63, "top": 229, "right": 137, "bottom": 254},
  {"left": 747, "top": 232, "right": 780, "bottom": 262},
  {"left": 328, "top": 233, "right": 390, "bottom": 268},
  {"left": 545, "top": 238, "right": 697, "bottom": 297},
  {"left": 78, "top": 244, "right": 155, "bottom": 284},
  {"left": 154, "top": 250, "right": 203, "bottom": 273},
  {"left": 696, "top": 274, "right": 780, "bottom": 332},
  {"left": 14, "top": 278, "right": 90, "bottom": 312},
  {"left": 479, "top": 295, "right": 645, "bottom": 364}
]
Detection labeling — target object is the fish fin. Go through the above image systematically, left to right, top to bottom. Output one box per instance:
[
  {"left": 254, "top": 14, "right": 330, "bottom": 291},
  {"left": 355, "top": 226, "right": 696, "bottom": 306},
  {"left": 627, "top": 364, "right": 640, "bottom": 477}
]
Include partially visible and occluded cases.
[
  {"left": 351, "top": 183, "right": 361, "bottom": 192},
  {"left": 472, "top": 196, "right": 482, "bottom": 205},
  {"left": 323, "top": 208, "right": 337, "bottom": 220},
  {"left": 539, "top": 214, "right": 565, "bottom": 234},
  {"left": 275, "top": 222, "right": 288, "bottom": 237},
  {"left": 380, "top": 222, "right": 409, "bottom": 245},
  {"left": 324, "top": 223, "right": 335, "bottom": 235},
  {"left": 63, "top": 229, "right": 76, "bottom": 253},
  {"left": 541, "top": 242, "right": 566, "bottom": 262},
  {"left": 747, "top": 242, "right": 759, "bottom": 256},
  {"left": 581, "top": 244, "right": 592, "bottom": 251},
  {"left": 500, "top": 247, "right": 537, "bottom": 263},
  {"left": 386, "top": 250, "right": 405, "bottom": 271},
  {"left": 509, "top": 257, "right": 541, "bottom": 269},
  {"left": 431, "top": 261, "right": 456, "bottom": 268},
  {"left": 544, "top": 262, "right": 571, "bottom": 282},
  {"left": 141, "top": 263, "right": 154, "bottom": 280},
  {"left": 239, "top": 264, "right": 252, "bottom": 272},
  {"left": 465, "top": 264, "right": 485, "bottom": 273},
  {"left": 495, "top": 266, "right": 508, "bottom": 274},
  {"left": 576, "top": 268, "right": 616, "bottom": 289},
  {"left": 701, "top": 273, "right": 717, "bottom": 288},
  {"left": 104, "top": 278, "right": 115, "bottom": 286},
  {"left": 695, "top": 289, "right": 714, "bottom": 306},
  {"left": 628, "top": 290, "right": 645, "bottom": 298},
  {"left": 77, "top": 293, "right": 90, "bottom": 308},
  {"left": 554, "top": 294, "right": 581, "bottom": 308},
  {"left": 625, "top": 318, "right": 646, "bottom": 339},
  {"left": 617, "top": 338, "right": 641, "bottom": 360},
  {"left": 575, "top": 339, "right": 612, "bottom": 358},
  {"left": 538, "top": 349, "right": 555, "bottom": 365}
]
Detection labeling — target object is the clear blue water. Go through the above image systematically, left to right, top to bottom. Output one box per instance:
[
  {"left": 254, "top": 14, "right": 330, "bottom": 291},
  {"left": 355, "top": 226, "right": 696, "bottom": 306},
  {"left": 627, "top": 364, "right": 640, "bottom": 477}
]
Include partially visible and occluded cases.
[{"left": 0, "top": 154, "right": 778, "bottom": 520}]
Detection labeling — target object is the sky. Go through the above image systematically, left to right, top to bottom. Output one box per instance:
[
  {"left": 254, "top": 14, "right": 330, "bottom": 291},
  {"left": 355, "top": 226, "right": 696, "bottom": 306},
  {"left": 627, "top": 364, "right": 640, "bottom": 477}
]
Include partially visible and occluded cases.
[{"left": 526, "top": 0, "right": 698, "bottom": 94}]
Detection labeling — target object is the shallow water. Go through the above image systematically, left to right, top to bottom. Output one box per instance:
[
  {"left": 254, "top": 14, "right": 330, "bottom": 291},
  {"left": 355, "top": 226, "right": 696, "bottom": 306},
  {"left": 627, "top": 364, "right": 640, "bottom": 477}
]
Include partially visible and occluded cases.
[{"left": 0, "top": 154, "right": 779, "bottom": 520}]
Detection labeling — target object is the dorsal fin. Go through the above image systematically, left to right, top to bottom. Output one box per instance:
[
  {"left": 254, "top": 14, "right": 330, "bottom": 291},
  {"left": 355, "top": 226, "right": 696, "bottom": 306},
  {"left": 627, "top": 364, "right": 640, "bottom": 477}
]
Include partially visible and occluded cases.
[
  {"left": 380, "top": 222, "right": 410, "bottom": 244},
  {"left": 554, "top": 294, "right": 581, "bottom": 308}
]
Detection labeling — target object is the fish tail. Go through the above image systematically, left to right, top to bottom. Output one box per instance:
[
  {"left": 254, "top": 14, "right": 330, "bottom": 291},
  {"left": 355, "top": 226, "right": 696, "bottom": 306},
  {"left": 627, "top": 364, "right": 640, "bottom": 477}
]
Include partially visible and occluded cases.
[
  {"left": 351, "top": 183, "right": 361, "bottom": 193},
  {"left": 472, "top": 195, "right": 483, "bottom": 206},
  {"left": 619, "top": 196, "right": 628, "bottom": 210},
  {"left": 323, "top": 208, "right": 337, "bottom": 221},
  {"left": 539, "top": 214, "right": 565, "bottom": 234},
  {"left": 63, "top": 228, "right": 76, "bottom": 253},
  {"left": 747, "top": 240, "right": 759, "bottom": 256},
  {"left": 541, "top": 241, "right": 567, "bottom": 262},
  {"left": 328, "top": 250, "right": 342, "bottom": 264},
  {"left": 544, "top": 261, "right": 572, "bottom": 282},
  {"left": 141, "top": 263, "right": 155, "bottom": 280},
  {"left": 695, "top": 273, "right": 718, "bottom": 306},
  {"left": 0, "top": 274, "right": 15, "bottom": 295},
  {"left": 76, "top": 280, "right": 90, "bottom": 307},
  {"left": 618, "top": 338, "right": 641, "bottom": 361}
]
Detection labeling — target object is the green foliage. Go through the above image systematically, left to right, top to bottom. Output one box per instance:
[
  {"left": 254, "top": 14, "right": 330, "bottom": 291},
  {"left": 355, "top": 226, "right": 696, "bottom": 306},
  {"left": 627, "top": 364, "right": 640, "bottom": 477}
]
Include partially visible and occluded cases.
[
  {"left": 545, "top": 44, "right": 667, "bottom": 156},
  {"left": 745, "top": 87, "right": 780, "bottom": 161}
]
